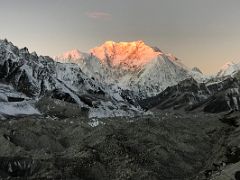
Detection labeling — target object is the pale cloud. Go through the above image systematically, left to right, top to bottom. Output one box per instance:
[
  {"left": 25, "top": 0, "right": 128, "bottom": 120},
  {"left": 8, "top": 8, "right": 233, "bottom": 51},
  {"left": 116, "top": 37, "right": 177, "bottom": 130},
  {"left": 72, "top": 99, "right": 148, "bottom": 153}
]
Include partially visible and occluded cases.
[{"left": 86, "top": 11, "right": 112, "bottom": 20}]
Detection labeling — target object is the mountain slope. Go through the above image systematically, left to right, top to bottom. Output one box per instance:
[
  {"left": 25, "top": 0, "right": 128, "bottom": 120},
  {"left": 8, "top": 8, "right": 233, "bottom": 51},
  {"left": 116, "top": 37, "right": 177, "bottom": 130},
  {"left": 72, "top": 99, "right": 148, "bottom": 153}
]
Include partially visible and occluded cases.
[{"left": 129, "top": 55, "right": 190, "bottom": 96}]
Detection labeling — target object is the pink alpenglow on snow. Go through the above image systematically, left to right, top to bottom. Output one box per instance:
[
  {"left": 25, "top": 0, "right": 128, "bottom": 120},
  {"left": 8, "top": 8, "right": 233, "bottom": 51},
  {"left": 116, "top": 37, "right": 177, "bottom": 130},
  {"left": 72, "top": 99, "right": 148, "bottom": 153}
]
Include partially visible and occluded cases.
[{"left": 90, "top": 41, "right": 162, "bottom": 70}]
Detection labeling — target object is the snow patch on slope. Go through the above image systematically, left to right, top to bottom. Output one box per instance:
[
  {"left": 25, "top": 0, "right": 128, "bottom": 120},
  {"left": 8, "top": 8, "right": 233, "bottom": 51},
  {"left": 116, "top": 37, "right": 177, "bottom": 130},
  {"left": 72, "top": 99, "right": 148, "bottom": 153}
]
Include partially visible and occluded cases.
[{"left": 0, "top": 101, "right": 40, "bottom": 118}]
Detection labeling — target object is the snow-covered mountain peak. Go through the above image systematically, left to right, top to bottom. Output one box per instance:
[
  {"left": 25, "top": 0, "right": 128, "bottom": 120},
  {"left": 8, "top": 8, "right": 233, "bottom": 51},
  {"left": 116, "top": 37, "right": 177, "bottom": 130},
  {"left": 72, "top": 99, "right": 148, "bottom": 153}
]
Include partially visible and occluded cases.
[
  {"left": 90, "top": 40, "right": 162, "bottom": 70},
  {"left": 55, "top": 41, "right": 208, "bottom": 97},
  {"left": 55, "top": 49, "right": 87, "bottom": 62},
  {"left": 217, "top": 61, "right": 240, "bottom": 77},
  {"left": 221, "top": 61, "right": 236, "bottom": 69},
  {"left": 192, "top": 67, "right": 203, "bottom": 74}
]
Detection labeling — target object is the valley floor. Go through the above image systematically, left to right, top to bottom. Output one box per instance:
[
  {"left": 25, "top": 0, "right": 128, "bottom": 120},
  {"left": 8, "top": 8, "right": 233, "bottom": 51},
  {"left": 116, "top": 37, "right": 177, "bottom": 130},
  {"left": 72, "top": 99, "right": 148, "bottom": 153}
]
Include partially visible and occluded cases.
[{"left": 0, "top": 111, "right": 239, "bottom": 180}]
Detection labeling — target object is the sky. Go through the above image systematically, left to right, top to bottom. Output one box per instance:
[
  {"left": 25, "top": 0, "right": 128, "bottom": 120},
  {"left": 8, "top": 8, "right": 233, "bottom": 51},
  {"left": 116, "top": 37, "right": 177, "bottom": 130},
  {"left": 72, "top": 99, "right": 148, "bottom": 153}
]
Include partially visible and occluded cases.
[{"left": 0, "top": 0, "right": 240, "bottom": 74}]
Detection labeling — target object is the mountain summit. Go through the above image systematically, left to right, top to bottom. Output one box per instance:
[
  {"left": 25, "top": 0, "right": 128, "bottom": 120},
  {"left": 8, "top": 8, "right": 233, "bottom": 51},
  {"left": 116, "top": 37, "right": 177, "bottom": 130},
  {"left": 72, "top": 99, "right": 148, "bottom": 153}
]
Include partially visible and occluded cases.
[
  {"left": 90, "top": 41, "right": 162, "bottom": 71},
  {"left": 54, "top": 49, "right": 87, "bottom": 62},
  {"left": 216, "top": 61, "right": 240, "bottom": 77}
]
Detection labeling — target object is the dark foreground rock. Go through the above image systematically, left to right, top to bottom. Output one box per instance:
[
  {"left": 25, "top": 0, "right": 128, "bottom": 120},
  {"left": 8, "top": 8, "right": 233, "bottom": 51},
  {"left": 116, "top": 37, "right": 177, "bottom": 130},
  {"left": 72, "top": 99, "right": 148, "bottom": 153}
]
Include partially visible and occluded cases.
[{"left": 0, "top": 112, "right": 228, "bottom": 180}]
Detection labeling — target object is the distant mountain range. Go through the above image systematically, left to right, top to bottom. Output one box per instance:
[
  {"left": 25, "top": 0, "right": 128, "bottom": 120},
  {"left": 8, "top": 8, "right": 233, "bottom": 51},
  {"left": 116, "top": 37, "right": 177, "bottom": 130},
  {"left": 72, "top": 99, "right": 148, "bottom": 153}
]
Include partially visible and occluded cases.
[{"left": 1, "top": 39, "right": 240, "bottom": 119}]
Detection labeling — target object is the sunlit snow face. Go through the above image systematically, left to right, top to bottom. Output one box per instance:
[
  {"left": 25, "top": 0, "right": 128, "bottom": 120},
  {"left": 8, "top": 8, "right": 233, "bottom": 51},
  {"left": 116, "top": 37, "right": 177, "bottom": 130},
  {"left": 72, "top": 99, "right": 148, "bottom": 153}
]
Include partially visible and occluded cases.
[
  {"left": 55, "top": 40, "right": 181, "bottom": 73},
  {"left": 90, "top": 41, "right": 162, "bottom": 69}
]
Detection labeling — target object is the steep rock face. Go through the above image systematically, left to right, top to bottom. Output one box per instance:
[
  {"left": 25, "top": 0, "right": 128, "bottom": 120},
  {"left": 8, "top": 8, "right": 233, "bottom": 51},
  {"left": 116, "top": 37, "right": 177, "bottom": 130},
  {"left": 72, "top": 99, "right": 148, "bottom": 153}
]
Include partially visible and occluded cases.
[
  {"left": 0, "top": 39, "right": 141, "bottom": 118},
  {"left": 0, "top": 40, "right": 57, "bottom": 97},
  {"left": 56, "top": 41, "right": 207, "bottom": 98}
]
